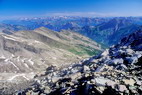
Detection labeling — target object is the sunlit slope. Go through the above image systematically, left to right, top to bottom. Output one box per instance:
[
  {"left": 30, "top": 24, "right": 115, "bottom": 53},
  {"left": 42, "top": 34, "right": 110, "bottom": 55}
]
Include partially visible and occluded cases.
[{"left": 0, "top": 27, "right": 102, "bottom": 73}]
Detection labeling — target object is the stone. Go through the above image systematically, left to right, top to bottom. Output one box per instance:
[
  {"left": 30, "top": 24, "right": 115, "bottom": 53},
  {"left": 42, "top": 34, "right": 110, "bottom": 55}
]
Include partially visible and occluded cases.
[
  {"left": 101, "top": 49, "right": 109, "bottom": 56},
  {"left": 125, "top": 49, "right": 134, "bottom": 55},
  {"left": 134, "top": 52, "right": 142, "bottom": 58},
  {"left": 126, "top": 57, "right": 138, "bottom": 64},
  {"left": 111, "top": 58, "right": 124, "bottom": 65},
  {"left": 90, "top": 59, "right": 99, "bottom": 63},
  {"left": 120, "top": 64, "right": 127, "bottom": 69},
  {"left": 83, "top": 65, "right": 90, "bottom": 72},
  {"left": 95, "top": 65, "right": 106, "bottom": 72},
  {"left": 71, "top": 68, "right": 79, "bottom": 74},
  {"left": 69, "top": 72, "right": 81, "bottom": 80},
  {"left": 84, "top": 73, "right": 90, "bottom": 77},
  {"left": 51, "top": 77, "right": 61, "bottom": 83},
  {"left": 95, "top": 77, "right": 111, "bottom": 86},
  {"left": 90, "top": 79, "right": 96, "bottom": 84},
  {"left": 123, "top": 79, "right": 135, "bottom": 86},
  {"left": 136, "top": 80, "right": 141, "bottom": 85},
  {"left": 106, "top": 81, "right": 117, "bottom": 89},
  {"left": 118, "top": 85, "right": 127, "bottom": 92},
  {"left": 44, "top": 86, "right": 50, "bottom": 94},
  {"left": 96, "top": 86, "right": 105, "bottom": 94},
  {"left": 129, "top": 86, "right": 137, "bottom": 93},
  {"left": 129, "top": 87, "right": 138, "bottom": 94},
  {"left": 138, "top": 87, "right": 142, "bottom": 92},
  {"left": 26, "top": 91, "right": 32, "bottom": 95},
  {"left": 31, "top": 91, "right": 40, "bottom": 95},
  {"left": 40, "top": 94, "right": 46, "bottom": 95}
]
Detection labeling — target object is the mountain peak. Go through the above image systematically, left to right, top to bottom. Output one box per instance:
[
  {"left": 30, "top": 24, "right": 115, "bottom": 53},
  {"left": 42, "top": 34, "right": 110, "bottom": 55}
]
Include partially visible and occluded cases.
[{"left": 120, "top": 28, "right": 142, "bottom": 50}]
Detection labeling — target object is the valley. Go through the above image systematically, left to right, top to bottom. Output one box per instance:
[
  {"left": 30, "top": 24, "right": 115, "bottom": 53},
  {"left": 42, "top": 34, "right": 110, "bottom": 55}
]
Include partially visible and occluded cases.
[
  {"left": 2, "top": 17, "right": 142, "bottom": 46},
  {"left": 0, "top": 23, "right": 103, "bottom": 94}
]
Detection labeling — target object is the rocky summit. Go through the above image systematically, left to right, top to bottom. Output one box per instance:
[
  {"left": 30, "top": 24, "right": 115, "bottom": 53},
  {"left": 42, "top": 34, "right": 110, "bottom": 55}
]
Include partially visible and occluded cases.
[{"left": 17, "top": 29, "right": 142, "bottom": 95}]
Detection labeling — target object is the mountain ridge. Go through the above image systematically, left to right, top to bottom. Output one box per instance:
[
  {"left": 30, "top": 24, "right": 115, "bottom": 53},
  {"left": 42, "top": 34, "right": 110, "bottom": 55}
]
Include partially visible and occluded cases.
[
  {"left": 2, "top": 17, "right": 142, "bottom": 46},
  {"left": 0, "top": 27, "right": 102, "bottom": 87},
  {"left": 18, "top": 29, "right": 142, "bottom": 95}
]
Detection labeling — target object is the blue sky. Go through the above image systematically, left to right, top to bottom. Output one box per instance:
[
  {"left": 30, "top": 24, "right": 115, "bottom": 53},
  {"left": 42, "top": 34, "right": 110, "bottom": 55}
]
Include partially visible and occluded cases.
[{"left": 0, "top": 0, "right": 142, "bottom": 19}]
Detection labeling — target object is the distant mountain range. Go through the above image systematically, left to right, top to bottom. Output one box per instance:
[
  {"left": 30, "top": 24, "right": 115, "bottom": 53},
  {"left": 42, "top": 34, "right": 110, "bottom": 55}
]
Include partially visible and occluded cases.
[
  {"left": 2, "top": 16, "right": 142, "bottom": 46},
  {"left": 2, "top": 17, "right": 109, "bottom": 31},
  {"left": 75, "top": 17, "right": 141, "bottom": 45},
  {"left": 0, "top": 23, "right": 28, "bottom": 34}
]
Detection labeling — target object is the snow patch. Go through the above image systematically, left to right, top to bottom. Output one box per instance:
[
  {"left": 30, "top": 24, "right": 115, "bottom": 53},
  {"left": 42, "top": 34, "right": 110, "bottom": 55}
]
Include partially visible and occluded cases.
[
  {"left": 3, "top": 35, "right": 16, "bottom": 41},
  {"left": 34, "top": 40, "right": 40, "bottom": 43},
  {"left": 12, "top": 54, "right": 15, "bottom": 57},
  {"left": 0, "top": 55, "right": 6, "bottom": 59},
  {"left": 17, "top": 56, "right": 20, "bottom": 62},
  {"left": 21, "top": 58, "right": 26, "bottom": 63},
  {"left": 4, "top": 59, "right": 9, "bottom": 62},
  {"left": 28, "top": 59, "right": 34, "bottom": 65},
  {"left": 10, "top": 61, "right": 20, "bottom": 70},
  {"left": 24, "top": 63, "right": 29, "bottom": 68},
  {"left": 8, "top": 74, "right": 29, "bottom": 81},
  {"left": 8, "top": 75, "right": 20, "bottom": 81},
  {"left": 22, "top": 75, "right": 29, "bottom": 80}
]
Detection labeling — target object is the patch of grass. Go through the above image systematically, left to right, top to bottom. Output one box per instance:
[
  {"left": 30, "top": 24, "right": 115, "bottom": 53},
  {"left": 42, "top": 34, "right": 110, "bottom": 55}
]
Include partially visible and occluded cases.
[
  {"left": 68, "top": 45, "right": 101, "bottom": 56},
  {"left": 78, "top": 45, "right": 101, "bottom": 56},
  {"left": 68, "top": 48, "right": 86, "bottom": 56}
]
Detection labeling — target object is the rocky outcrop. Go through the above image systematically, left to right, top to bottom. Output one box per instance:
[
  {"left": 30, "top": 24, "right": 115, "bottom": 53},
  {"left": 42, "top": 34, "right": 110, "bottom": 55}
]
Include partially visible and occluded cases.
[
  {"left": 120, "top": 29, "right": 142, "bottom": 50},
  {"left": 19, "top": 30, "right": 142, "bottom": 95}
]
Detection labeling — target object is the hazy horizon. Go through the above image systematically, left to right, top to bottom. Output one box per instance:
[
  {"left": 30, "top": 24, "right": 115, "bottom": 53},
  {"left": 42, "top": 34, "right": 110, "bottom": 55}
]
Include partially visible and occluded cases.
[{"left": 0, "top": 0, "right": 142, "bottom": 20}]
